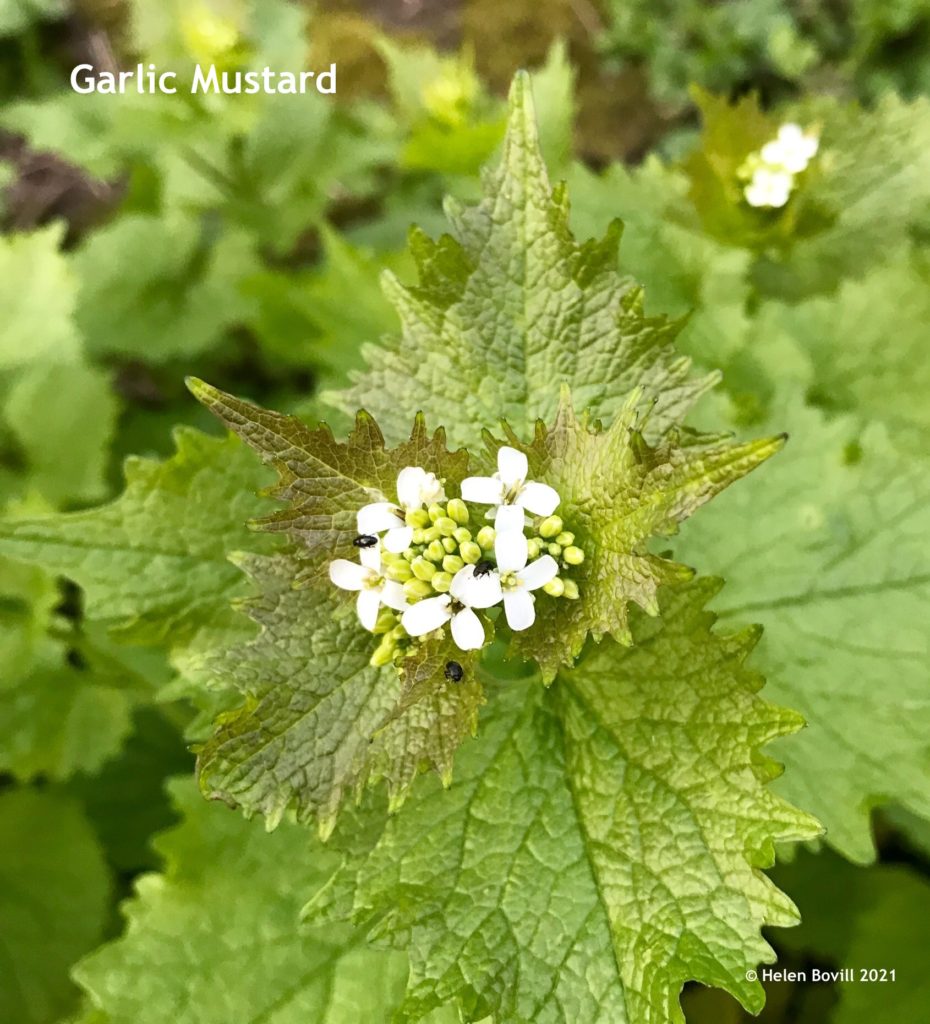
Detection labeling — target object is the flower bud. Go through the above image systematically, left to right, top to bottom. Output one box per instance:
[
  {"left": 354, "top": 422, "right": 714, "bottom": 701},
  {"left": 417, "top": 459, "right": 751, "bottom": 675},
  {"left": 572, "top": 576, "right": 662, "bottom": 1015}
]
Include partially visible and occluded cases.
[
  {"left": 446, "top": 498, "right": 470, "bottom": 525},
  {"left": 427, "top": 503, "right": 445, "bottom": 523},
  {"left": 406, "top": 508, "right": 431, "bottom": 529},
  {"left": 539, "top": 515, "right": 563, "bottom": 539},
  {"left": 436, "top": 516, "right": 458, "bottom": 536},
  {"left": 423, "top": 526, "right": 441, "bottom": 543},
  {"left": 453, "top": 526, "right": 472, "bottom": 544},
  {"left": 476, "top": 526, "right": 496, "bottom": 549},
  {"left": 411, "top": 528, "right": 426, "bottom": 545},
  {"left": 555, "top": 531, "right": 574, "bottom": 547},
  {"left": 442, "top": 536, "right": 458, "bottom": 553},
  {"left": 526, "top": 538, "right": 541, "bottom": 560},
  {"left": 426, "top": 539, "right": 446, "bottom": 562},
  {"left": 460, "top": 541, "right": 482, "bottom": 564},
  {"left": 548, "top": 543, "right": 562, "bottom": 558},
  {"left": 563, "top": 545, "right": 585, "bottom": 565},
  {"left": 442, "top": 554, "right": 465, "bottom": 574},
  {"left": 411, "top": 557, "right": 437, "bottom": 581},
  {"left": 384, "top": 562, "right": 413, "bottom": 582},
  {"left": 431, "top": 571, "right": 453, "bottom": 592},
  {"left": 543, "top": 577, "right": 564, "bottom": 597},
  {"left": 403, "top": 578, "right": 434, "bottom": 601},
  {"left": 562, "top": 579, "right": 580, "bottom": 600},
  {"left": 372, "top": 608, "right": 397, "bottom": 633},
  {"left": 370, "top": 636, "right": 396, "bottom": 667}
]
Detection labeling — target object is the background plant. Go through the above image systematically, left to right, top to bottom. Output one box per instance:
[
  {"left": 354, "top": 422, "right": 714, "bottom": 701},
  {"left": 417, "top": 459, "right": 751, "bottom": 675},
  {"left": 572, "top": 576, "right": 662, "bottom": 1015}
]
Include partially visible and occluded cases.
[{"left": 1, "top": 2, "right": 929, "bottom": 1023}]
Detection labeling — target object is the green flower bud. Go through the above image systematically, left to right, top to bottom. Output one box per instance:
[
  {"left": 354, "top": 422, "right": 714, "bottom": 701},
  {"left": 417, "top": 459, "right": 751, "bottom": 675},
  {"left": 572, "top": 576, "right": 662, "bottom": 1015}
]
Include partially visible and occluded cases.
[
  {"left": 446, "top": 498, "right": 470, "bottom": 525},
  {"left": 427, "top": 503, "right": 446, "bottom": 523},
  {"left": 406, "top": 508, "right": 431, "bottom": 529},
  {"left": 539, "top": 515, "right": 563, "bottom": 539},
  {"left": 436, "top": 516, "right": 457, "bottom": 536},
  {"left": 476, "top": 525, "right": 496, "bottom": 550},
  {"left": 423, "top": 526, "right": 441, "bottom": 544},
  {"left": 453, "top": 526, "right": 472, "bottom": 544},
  {"left": 411, "top": 528, "right": 426, "bottom": 545},
  {"left": 555, "top": 531, "right": 575, "bottom": 547},
  {"left": 442, "top": 536, "right": 458, "bottom": 553},
  {"left": 526, "top": 538, "right": 541, "bottom": 560},
  {"left": 426, "top": 539, "right": 446, "bottom": 562},
  {"left": 460, "top": 541, "right": 482, "bottom": 564},
  {"left": 548, "top": 543, "right": 562, "bottom": 558},
  {"left": 563, "top": 545, "right": 585, "bottom": 565},
  {"left": 403, "top": 548, "right": 416, "bottom": 561},
  {"left": 442, "top": 554, "right": 465, "bottom": 574},
  {"left": 411, "top": 556, "right": 437, "bottom": 581},
  {"left": 384, "top": 562, "right": 413, "bottom": 583},
  {"left": 431, "top": 570, "right": 453, "bottom": 592},
  {"left": 543, "top": 577, "right": 565, "bottom": 597},
  {"left": 403, "top": 578, "right": 434, "bottom": 601},
  {"left": 562, "top": 579, "right": 580, "bottom": 600},
  {"left": 372, "top": 608, "right": 397, "bottom": 633},
  {"left": 389, "top": 624, "right": 408, "bottom": 641},
  {"left": 370, "top": 637, "right": 395, "bottom": 667}
]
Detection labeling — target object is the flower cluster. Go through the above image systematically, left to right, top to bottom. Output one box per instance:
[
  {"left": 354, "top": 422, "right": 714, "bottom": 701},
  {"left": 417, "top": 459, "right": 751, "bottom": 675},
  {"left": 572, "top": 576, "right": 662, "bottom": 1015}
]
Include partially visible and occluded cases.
[
  {"left": 739, "top": 123, "right": 820, "bottom": 209},
  {"left": 328, "top": 447, "right": 585, "bottom": 665}
]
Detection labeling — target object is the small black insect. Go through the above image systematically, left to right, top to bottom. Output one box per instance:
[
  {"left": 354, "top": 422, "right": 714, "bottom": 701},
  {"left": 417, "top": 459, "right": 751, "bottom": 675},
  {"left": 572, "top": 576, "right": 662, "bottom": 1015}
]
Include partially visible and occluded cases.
[
  {"left": 353, "top": 534, "right": 378, "bottom": 548},
  {"left": 473, "top": 560, "right": 495, "bottom": 578},
  {"left": 444, "top": 660, "right": 464, "bottom": 683}
]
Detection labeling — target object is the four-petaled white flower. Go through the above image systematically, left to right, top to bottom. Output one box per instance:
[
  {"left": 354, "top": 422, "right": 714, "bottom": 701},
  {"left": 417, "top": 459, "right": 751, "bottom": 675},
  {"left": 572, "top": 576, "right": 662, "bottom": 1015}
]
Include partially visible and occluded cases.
[
  {"left": 760, "top": 123, "right": 819, "bottom": 174},
  {"left": 745, "top": 166, "right": 794, "bottom": 209},
  {"left": 461, "top": 446, "right": 560, "bottom": 532},
  {"left": 357, "top": 466, "right": 445, "bottom": 554},
  {"left": 495, "top": 531, "right": 559, "bottom": 630},
  {"left": 329, "top": 545, "right": 408, "bottom": 630},
  {"left": 401, "top": 564, "right": 502, "bottom": 651}
]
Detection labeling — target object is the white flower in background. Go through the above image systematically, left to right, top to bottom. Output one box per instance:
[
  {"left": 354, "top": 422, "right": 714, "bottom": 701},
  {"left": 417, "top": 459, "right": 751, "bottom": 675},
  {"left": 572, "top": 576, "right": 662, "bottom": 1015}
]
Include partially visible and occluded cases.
[
  {"left": 761, "top": 123, "right": 819, "bottom": 174},
  {"left": 744, "top": 166, "right": 794, "bottom": 209},
  {"left": 461, "top": 446, "right": 560, "bottom": 532},
  {"left": 357, "top": 466, "right": 446, "bottom": 553},
  {"left": 495, "top": 531, "right": 559, "bottom": 630},
  {"left": 329, "top": 545, "right": 408, "bottom": 630},
  {"left": 401, "top": 563, "right": 502, "bottom": 650}
]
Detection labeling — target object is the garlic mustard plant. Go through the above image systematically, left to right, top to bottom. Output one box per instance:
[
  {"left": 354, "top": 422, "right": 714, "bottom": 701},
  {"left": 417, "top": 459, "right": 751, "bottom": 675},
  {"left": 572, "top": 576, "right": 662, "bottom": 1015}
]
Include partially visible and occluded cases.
[{"left": 170, "top": 75, "right": 819, "bottom": 1023}]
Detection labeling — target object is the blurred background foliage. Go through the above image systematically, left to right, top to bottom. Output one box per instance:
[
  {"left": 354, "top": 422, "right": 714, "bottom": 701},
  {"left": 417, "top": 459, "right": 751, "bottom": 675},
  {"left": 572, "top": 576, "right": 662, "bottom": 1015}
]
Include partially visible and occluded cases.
[{"left": 1, "top": 1, "right": 929, "bottom": 1022}]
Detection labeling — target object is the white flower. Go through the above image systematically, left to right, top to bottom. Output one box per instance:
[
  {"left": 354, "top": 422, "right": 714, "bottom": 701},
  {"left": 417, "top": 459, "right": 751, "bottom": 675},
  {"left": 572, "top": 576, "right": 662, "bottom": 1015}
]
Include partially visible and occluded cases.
[
  {"left": 760, "top": 123, "right": 819, "bottom": 174},
  {"left": 744, "top": 166, "right": 794, "bottom": 209},
  {"left": 460, "top": 446, "right": 560, "bottom": 532},
  {"left": 357, "top": 466, "right": 445, "bottom": 554},
  {"left": 495, "top": 531, "right": 559, "bottom": 631},
  {"left": 328, "top": 545, "right": 408, "bottom": 631},
  {"left": 401, "top": 564, "right": 502, "bottom": 651}
]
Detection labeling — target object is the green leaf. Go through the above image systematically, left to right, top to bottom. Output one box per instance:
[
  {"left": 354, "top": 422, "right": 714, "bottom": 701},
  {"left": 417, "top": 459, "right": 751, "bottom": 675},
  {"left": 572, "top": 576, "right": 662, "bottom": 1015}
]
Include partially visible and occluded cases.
[
  {"left": 327, "top": 72, "right": 716, "bottom": 446},
  {"left": 568, "top": 159, "right": 753, "bottom": 372},
  {"left": 73, "top": 217, "right": 258, "bottom": 363},
  {"left": 0, "top": 226, "right": 81, "bottom": 369},
  {"left": 757, "top": 255, "right": 930, "bottom": 450},
  {"left": 5, "top": 361, "right": 119, "bottom": 505},
  {"left": 187, "top": 377, "right": 470, "bottom": 586},
  {"left": 495, "top": 388, "right": 784, "bottom": 679},
  {"left": 673, "top": 398, "right": 930, "bottom": 862},
  {"left": 0, "top": 428, "right": 273, "bottom": 650},
  {"left": 197, "top": 554, "right": 484, "bottom": 836},
  {"left": 333, "top": 579, "right": 818, "bottom": 1023},
  {"left": 0, "top": 642, "right": 135, "bottom": 781},
  {"left": 72, "top": 778, "right": 443, "bottom": 1024},
  {"left": 0, "top": 788, "right": 111, "bottom": 1024}
]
